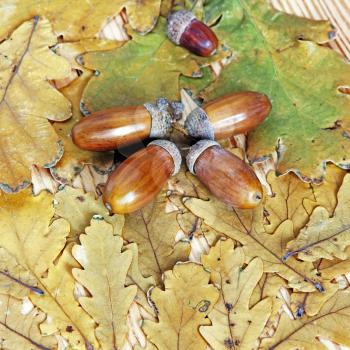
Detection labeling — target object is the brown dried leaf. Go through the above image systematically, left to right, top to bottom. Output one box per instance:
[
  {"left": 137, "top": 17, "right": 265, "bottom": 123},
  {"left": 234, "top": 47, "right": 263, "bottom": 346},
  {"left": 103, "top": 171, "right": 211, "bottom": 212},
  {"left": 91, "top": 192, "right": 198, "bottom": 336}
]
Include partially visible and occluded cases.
[{"left": 143, "top": 263, "right": 219, "bottom": 350}]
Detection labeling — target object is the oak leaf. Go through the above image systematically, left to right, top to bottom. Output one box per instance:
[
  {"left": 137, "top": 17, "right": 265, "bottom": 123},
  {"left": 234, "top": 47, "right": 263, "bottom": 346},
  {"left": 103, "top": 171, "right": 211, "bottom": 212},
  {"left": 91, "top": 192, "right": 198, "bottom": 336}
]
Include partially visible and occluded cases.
[
  {"left": 0, "top": 0, "right": 161, "bottom": 41},
  {"left": 198, "top": 0, "right": 350, "bottom": 181},
  {"left": 0, "top": 17, "right": 71, "bottom": 192},
  {"left": 81, "top": 18, "right": 202, "bottom": 112},
  {"left": 52, "top": 73, "right": 114, "bottom": 185},
  {"left": 264, "top": 166, "right": 344, "bottom": 235},
  {"left": 285, "top": 174, "right": 350, "bottom": 261},
  {"left": 54, "top": 186, "right": 124, "bottom": 239},
  {"left": 0, "top": 189, "right": 97, "bottom": 348},
  {"left": 123, "top": 192, "right": 190, "bottom": 285},
  {"left": 185, "top": 195, "right": 323, "bottom": 292},
  {"left": 73, "top": 218, "right": 137, "bottom": 350},
  {"left": 200, "top": 239, "right": 273, "bottom": 350},
  {"left": 0, "top": 247, "right": 39, "bottom": 298},
  {"left": 143, "top": 263, "right": 219, "bottom": 350},
  {"left": 262, "top": 289, "right": 350, "bottom": 349},
  {"left": 0, "top": 294, "right": 56, "bottom": 350}
]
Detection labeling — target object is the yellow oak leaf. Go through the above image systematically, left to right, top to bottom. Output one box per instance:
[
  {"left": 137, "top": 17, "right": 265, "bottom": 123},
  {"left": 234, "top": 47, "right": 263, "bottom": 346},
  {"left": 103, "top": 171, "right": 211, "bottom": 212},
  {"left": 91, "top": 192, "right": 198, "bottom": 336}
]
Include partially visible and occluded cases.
[
  {"left": 0, "top": 0, "right": 161, "bottom": 41},
  {"left": 0, "top": 17, "right": 71, "bottom": 192},
  {"left": 264, "top": 165, "right": 345, "bottom": 235},
  {"left": 285, "top": 174, "right": 350, "bottom": 262},
  {"left": 54, "top": 186, "right": 124, "bottom": 240},
  {"left": 0, "top": 189, "right": 97, "bottom": 348},
  {"left": 123, "top": 193, "right": 190, "bottom": 285},
  {"left": 185, "top": 196, "right": 323, "bottom": 292},
  {"left": 73, "top": 218, "right": 137, "bottom": 350},
  {"left": 200, "top": 239, "right": 272, "bottom": 350},
  {"left": 32, "top": 244, "right": 98, "bottom": 348},
  {"left": 0, "top": 247, "right": 39, "bottom": 299},
  {"left": 289, "top": 248, "right": 350, "bottom": 317},
  {"left": 143, "top": 263, "right": 219, "bottom": 350},
  {"left": 262, "top": 289, "right": 350, "bottom": 349},
  {"left": 0, "top": 294, "right": 56, "bottom": 350}
]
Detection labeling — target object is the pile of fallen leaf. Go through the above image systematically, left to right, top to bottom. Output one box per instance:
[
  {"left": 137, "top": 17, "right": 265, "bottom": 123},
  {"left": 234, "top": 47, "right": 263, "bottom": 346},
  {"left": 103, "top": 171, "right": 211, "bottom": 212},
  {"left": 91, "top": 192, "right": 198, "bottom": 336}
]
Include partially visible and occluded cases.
[{"left": 1, "top": 0, "right": 350, "bottom": 349}]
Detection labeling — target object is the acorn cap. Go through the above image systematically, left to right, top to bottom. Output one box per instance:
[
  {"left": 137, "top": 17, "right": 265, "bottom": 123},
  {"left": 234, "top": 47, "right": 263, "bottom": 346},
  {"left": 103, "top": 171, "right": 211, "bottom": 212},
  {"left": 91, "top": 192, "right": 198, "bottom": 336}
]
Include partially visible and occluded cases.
[
  {"left": 167, "top": 10, "right": 196, "bottom": 45},
  {"left": 144, "top": 98, "right": 173, "bottom": 138},
  {"left": 184, "top": 107, "right": 214, "bottom": 140},
  {"left": 148, "top": 140, "right": 182, "bottom": 175},
  {"left": 186, "top": 140, "right": 220, "bottom": 174}
]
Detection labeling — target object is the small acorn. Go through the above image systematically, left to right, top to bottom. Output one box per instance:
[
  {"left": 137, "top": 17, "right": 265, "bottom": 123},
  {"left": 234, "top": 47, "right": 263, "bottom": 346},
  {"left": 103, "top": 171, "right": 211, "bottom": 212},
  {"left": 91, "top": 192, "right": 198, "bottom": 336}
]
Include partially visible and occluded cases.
[
  {"left": 167, "top": 10, "right": 218, "bottom": 57},
  {"left": 185, "top": 91, "right": 272, "bottom": 140},
  {"left": 72, "top": 98, "right": 172, "bottom": 151},
  {"left": 103, "top": 140, "right": 181, "bottom": 214},
  {"left": 186, "top": 140, "right": 262, "bottom": 209}
]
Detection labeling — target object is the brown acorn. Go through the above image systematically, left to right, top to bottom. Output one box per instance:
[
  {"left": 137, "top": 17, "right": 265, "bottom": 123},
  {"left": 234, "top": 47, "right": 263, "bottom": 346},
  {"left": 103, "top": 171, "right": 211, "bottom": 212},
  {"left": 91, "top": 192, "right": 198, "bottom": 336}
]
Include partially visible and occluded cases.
[
  {"left": 167, "top": 10, "right": 218, "bottom": 57},
  {"left": 185, "top": 91, "right": 272, "bottom": 140},
  {"left": 72, "top": 99, "right": 172, "bottom": 151},
  {"left": 103, "top": 140, "right": 181, "bottom": 214},
  {"left": 186, "top": 140, "right": 262, "bottom": 208}
]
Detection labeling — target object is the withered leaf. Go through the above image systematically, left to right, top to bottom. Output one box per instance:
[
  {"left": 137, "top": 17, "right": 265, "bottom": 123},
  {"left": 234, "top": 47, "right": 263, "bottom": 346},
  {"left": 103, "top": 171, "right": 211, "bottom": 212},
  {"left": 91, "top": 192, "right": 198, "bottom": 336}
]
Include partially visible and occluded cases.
[
  {"left": 0, "top": 0, "right": 161, "bottom": 41},
  {"left": 0, "top": 17, "right": 71, "bottom": 192},
  {"left": 264, "top": 166, "right": 345, "bottom": 235},
  {"left": 285, "top": 174, "right": 350, "bottom": 261},
  {"left": 54, "top": 186, "right": 124, "bottom": 240},
  {"left": 0, "top": 189, "right": 97, "bottom": 348},
  {"left": 123, "top": 193, "right": 190, "bottom": 285},
  {"left": 185, "top": 196, "right": 322, "bottom": 292},
  {"left": 73, "top": 218, "right": 137, "bottom": 350},
  {"left": 200, "top": 239, "right": 272, "bottom": 350},
  {"left": 0, "top": 247, "right": 39, "bottom": 299},
  {"left": 143, "top": 263, "right": 219, "bottom": 350},
  {"left": 263, "top": 289, "right": 350, "bottom": 349},
  {"left": 0, "top": 294, "right": 56, "bottom": 350}
]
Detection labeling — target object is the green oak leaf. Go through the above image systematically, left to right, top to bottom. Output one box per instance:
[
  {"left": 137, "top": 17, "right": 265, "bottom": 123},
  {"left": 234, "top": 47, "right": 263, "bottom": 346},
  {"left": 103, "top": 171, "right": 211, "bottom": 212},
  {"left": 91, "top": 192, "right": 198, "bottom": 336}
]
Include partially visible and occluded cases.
[
  {"left": 198, "top": 0, "right": 350, "bottom": 182},
  {"left": 81, "top": 18, "right": 203, "bottom": 112}
]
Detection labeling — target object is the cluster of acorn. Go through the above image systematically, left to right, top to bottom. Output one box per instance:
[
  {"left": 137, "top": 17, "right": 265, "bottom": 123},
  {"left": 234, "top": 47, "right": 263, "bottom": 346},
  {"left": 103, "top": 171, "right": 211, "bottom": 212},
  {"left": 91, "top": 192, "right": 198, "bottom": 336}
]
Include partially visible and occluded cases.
[{"left": 72, "top": 10, "right": 272, "bottom": 214}]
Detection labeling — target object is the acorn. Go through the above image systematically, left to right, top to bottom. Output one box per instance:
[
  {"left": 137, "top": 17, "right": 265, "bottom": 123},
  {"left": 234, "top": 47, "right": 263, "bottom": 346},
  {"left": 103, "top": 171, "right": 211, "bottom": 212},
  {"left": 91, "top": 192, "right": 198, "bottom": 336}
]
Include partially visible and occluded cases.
[
  {"left": 167, "top": 10, "right": 218, "bottom": 57},
  {"left": 184, "top": 91, "right": 272, "bottom": 140},
  {"left": 72, "top": 98, "right": 172, "bottom": 151},
  {"left": 103, "top": 140, "right": 181, "bottom": 214},
  {"left": 186, "top": 140, "right": 262, "bottom": 208}
]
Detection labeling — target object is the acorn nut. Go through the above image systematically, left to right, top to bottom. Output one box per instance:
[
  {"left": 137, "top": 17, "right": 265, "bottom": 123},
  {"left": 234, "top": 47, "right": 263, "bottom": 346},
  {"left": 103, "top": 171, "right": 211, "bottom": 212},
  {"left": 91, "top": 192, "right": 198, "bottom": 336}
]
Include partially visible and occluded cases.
[
  {"left": 167, "top": 10, "right": 219, "bottom": 57},
  {"left": 185, "top": 91, "right": 272, "bottom": 140},
  {"left": 72, "top": 98, "right": 172, "bottom": 151},
  {"left": 103, "top": 140, "right": 182, "bottom": 214},
  {"left": 186, "top": 140, "right": 263, "bottom": 208}
]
